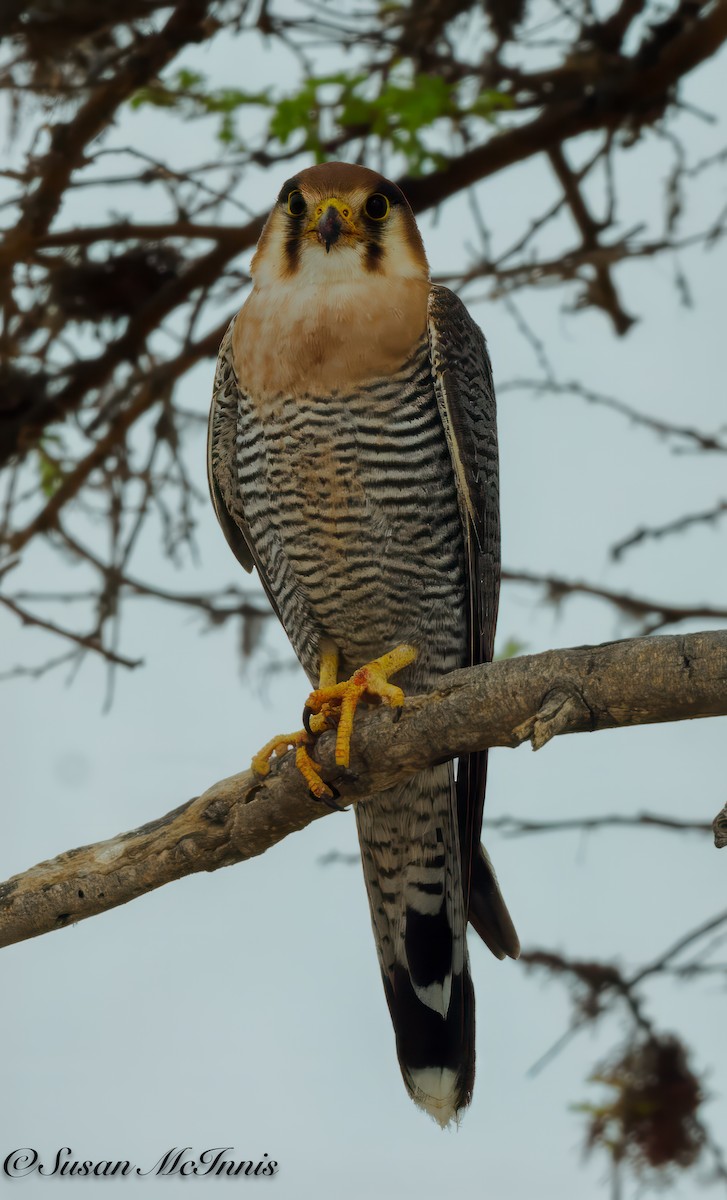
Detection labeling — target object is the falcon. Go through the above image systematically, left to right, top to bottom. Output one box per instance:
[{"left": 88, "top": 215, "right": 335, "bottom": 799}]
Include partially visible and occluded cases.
[{"left": 208, "top": 162, "right": 519, "bottom": 1126}]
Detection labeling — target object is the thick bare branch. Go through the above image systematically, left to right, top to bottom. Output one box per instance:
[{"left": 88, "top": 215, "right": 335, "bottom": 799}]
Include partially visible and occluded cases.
[
  {"left": 35, "top": 221, "right": 249, "bottom": 247},
  {"left": 1, "top": 629, "right": 725, "bottom": 950}
]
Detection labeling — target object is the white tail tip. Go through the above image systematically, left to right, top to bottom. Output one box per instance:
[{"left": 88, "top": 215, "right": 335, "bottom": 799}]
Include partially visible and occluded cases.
[{"left": 408, "top": 1068, "right": 460, "bottom": 1128}]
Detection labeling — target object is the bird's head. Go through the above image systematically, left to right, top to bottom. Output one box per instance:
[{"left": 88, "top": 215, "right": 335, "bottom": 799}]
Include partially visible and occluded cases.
[
  {"left": 250, "top": 162, "right": 429, "bottom": 288},
  {"left": 238, "top": 163, "right": 430, "bottom": 396}
]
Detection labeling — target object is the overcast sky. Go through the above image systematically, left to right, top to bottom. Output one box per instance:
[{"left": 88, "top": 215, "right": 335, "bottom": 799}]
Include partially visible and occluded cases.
[{"left": 2, "top": 10, "right": 726, "bottom": 1199}]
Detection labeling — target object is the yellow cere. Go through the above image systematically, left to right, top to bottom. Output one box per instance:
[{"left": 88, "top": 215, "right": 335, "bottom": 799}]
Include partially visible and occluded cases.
[{"left": 308, "top": 196, "right": 356, "bottom": 229}]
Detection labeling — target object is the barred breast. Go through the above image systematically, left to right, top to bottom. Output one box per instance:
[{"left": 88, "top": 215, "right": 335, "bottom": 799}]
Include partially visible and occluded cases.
[{"left": 233, "top": 336, "right": 468, "bottom": 689}]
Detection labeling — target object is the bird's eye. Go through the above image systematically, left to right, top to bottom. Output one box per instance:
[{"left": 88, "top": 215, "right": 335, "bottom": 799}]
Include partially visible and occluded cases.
[
  {"left": 286, "top": 190, "right": 306, "bottom": 217},
  {"left": 365, "top": 193, "right": 390, "bottom": 221}
]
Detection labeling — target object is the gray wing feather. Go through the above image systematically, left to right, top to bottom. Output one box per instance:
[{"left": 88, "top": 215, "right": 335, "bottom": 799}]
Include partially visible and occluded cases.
[
  {"left": 427, "top": 284, "right": 500, "bottom": 663},
  {"left": 428, "top": 284, "right": 519, "bottom": 961},
  {"left": 207, "top": 316, "right": 289, "bottom": 629},
  {"left": 207, "top": 316, "right": 255, "bottom": 574}
]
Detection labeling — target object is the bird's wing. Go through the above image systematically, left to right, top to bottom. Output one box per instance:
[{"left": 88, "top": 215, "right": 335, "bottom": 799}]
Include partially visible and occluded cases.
[
  {"left": 428, "top": 284, "right": 519, "bottom": 960},
  {"left": 207, "top": 315, "right": 285, "bottom": 626},
  {"left": 208, "top": 317, "right": 255, "bottom": 572}
]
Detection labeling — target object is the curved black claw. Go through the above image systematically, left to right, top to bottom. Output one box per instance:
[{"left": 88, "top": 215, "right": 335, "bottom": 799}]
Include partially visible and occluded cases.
[
  {"left": 303, "top": 704, "right": 314, "bottom": 735},
  {"left": 309, "top": 783, "right": 346, "bottom": 812}
]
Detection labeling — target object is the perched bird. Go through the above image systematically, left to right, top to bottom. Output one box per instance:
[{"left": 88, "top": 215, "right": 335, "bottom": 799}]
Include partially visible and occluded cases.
[{"left": 208, "top": 161, "right": 519, "bottom": 1126}]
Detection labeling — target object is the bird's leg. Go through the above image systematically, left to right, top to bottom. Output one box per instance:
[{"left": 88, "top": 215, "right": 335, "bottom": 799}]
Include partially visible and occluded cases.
[
  {"left": 304, "top": 637, "right": 340, "bottom": 736},
  {"left": 251, "top": 638, "right": 341, "bottom": 803},
  {"left": 304, "top": 643, "right": 417, "bottom": 769}
]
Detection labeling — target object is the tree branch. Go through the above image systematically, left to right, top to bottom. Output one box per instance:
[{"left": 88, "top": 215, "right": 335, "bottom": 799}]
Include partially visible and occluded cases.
[
  {"left": 0, "top": 0, "right": 214, "bottom": 269},
  {"left": 399, "top": 0, "right": 727, "bottom": 211},
  {"left": 3, "top": 1, "right": 726, "bottom": 470},
  {"left": 547, "top": 144, "right": 635, "bottom": 335},
  {"left": 35, "top": 221, "right": 249, "bottom": 247},
  {"left": 5, "top": 319, "right": 229, "bottom": 556},
  {"left": 500, "top": 377, "right": 727, "bottom": 454},
  {"left": 611, "top": 500, "right": 727, "bottom": 561},
  {"left": 503, "top": 570, "right": 727, "bottom": 633},
  {"left": 0, "top": 594, "right": 142, "bottom": 669},
  {"left": 1, "top": 629, "right": 725, "bottom": 950},
  {"left": 487, "top": 812, "right": 714, "bottom": 837}
]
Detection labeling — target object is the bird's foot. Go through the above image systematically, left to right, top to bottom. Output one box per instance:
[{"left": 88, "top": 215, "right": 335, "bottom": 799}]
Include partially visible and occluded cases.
[
  {"left": 251, "top": 637, "right": 343, "bottom": 804},
  {"left": 250, "top": 640, "right": 415, "bottom": 805},
  {"left": 303, "top": 643, "right": 417, "bottom": 769},
  {"left": 251, "top": 729, "right": 337, "bottom": 805}
]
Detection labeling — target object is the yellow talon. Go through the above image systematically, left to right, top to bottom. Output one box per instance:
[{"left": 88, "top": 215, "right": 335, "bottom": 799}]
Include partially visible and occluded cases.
[
  {"left": 250, "top": 638, "right": 343, "bottom": 800},
  {"left": 251, "top": 640, "right": 416, "bottom": 799},
  {"left": 305, "top": 642, "right": 417, "bottom": 769},
  {"left": 307, "top": 705, "right": 334, "bottom": 735},
  {"left": 251, "top": 728, "right": 334, "bottom": 801},
  {"left": 251, "top": 729, "right": 310, "bottom": 779},
  {"left": 295, "top": 744, "right": 333, "bottom": 800}
]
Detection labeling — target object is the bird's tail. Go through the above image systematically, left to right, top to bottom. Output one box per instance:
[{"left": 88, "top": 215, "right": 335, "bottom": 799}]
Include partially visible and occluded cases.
[
  {"left": 355, "top": 763, "right": 474, "bottom": 1126},
  {"left": 469, "top": 842, "right": 520, "bottom": 960}
]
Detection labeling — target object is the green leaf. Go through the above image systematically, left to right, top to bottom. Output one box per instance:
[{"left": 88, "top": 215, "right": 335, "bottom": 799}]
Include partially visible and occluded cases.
[
  {"left": 128, "top": 63, "right": 513, "bottom": 163},
  {"left": 175, "top": 68, "right": 205, "bottom": 90},
  {"left": 130, "top": 69, "right": 271, "bottom": 146},
  {"left": 130, "top": 85, "right": 180, "bottom": 110},
  {"left": 467, "top": 88, "right": 515, "bottom": 121},
  {"left": 36, "top": 449, "right": 64, "bottom": 498}
]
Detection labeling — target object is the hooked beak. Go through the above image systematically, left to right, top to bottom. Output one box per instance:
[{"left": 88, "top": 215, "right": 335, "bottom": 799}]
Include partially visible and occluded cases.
[{"left": 317, "top": 205, "right": 343, "bottom": 253}]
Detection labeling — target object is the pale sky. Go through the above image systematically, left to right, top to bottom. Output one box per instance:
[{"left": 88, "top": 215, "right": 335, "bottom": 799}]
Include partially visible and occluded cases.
[{"left": 2, "top": 12, "right": 726, "bottom": 1200}]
